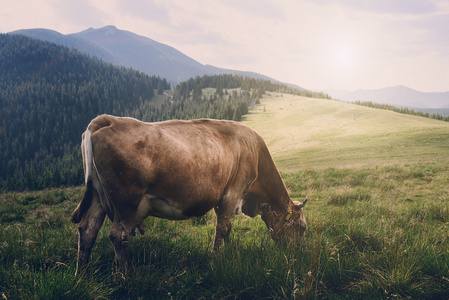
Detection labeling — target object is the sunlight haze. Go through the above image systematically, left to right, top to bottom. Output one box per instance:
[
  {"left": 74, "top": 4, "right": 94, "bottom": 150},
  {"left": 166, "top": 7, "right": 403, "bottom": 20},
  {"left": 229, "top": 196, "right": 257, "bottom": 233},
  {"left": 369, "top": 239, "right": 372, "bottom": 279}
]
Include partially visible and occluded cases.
[{"left": 1, "top": 0, "right": 448, "bottom": 92}]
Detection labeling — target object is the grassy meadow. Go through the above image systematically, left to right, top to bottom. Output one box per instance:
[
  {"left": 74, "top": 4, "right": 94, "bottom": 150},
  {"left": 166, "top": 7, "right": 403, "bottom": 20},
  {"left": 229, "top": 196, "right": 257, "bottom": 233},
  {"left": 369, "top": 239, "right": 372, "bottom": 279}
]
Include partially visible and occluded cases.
[{"left": 1, "top": 93, "right": 449, "bottom": 299}]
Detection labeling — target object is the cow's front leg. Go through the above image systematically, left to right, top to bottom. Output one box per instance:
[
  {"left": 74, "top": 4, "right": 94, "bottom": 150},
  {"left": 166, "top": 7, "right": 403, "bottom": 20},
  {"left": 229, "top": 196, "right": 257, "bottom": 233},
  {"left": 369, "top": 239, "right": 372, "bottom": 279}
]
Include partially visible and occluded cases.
[
  {"left": 213, "top": 194, "right": 239, "bottom": 250},
  {"left": 76, "top": 199, "right": 106, "bottom": 275},
  {"left": 213, "top": 212, "right": 232, "bottom": 250},
  {"left": 109, "top": 220, "right": 133, "bottom": 275}
]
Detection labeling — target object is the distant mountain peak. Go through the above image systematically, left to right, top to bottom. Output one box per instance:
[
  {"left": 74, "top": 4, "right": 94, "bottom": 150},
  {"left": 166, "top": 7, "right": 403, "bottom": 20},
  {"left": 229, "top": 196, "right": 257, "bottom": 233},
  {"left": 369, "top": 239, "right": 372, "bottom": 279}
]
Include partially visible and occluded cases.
[
  {"left": 82, "top": 25, "right": 118, "bottom": 33},
  {"left": 91, "top": 25, "right": 120, "bottom": 36},
  {"left": 103, "top": 25, "right": 119, "bottom": 30},
  {"left": 9, "top": 26, "right": 278, "bottom": 85}
]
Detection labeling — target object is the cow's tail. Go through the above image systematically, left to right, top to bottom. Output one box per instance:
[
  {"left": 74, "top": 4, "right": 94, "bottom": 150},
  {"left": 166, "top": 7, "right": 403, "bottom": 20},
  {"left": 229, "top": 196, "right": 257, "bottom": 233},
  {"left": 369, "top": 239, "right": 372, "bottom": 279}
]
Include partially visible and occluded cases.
[{"left": 71, "top": 130, "right": 94, "bottom": 223}]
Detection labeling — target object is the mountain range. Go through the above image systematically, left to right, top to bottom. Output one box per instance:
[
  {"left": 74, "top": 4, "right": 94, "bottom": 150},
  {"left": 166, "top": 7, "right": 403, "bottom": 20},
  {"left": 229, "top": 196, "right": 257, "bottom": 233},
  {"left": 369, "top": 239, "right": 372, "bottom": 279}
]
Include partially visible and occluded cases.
[
  {"left": 9, "top": 25, "right": 449, "bottom": 109},
  {"left": 10, "top": 25, "right": 283, "bottom": 86},
  {"left": 325, "top": 86, "right": 449, "bottom": 109}
]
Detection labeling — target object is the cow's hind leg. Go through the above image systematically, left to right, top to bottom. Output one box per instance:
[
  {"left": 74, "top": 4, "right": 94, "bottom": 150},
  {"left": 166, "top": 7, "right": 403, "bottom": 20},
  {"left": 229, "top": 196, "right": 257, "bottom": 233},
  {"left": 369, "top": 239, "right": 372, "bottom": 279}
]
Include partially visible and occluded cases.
[{"left": 76, "top": 193, "right": 106, "bottom": 275}]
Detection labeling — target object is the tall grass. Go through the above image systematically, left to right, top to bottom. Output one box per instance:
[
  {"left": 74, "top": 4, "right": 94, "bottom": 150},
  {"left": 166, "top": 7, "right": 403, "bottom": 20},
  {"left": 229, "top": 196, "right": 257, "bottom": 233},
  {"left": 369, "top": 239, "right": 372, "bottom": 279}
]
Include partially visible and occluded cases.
[{"left": 1, "top": 164, "right": 449, "bottom": 299}]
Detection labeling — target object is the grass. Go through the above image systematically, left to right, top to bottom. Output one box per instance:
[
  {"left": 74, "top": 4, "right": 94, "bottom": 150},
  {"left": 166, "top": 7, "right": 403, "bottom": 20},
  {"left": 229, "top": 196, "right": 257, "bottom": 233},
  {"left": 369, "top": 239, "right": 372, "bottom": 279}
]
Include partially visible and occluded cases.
[
  {"left": 244, "top": 92, "right": 449, "bottom": 170},
  {"left": 1, "top": 93, "right": 449, "bottom": 298},
  {"left": 1, "top": 164, "right": 448, "bottom": 299}
]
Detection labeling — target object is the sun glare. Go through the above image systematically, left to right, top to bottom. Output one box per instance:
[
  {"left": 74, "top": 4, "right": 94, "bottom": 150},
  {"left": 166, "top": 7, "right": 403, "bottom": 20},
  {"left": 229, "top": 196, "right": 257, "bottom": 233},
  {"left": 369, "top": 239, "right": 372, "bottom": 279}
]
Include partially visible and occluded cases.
[
  {"left": 321, "top": 38, "right": 365, "bottom": 88},
  {"left": 332, "top": 44, "right": 354, "bottom": 68}
]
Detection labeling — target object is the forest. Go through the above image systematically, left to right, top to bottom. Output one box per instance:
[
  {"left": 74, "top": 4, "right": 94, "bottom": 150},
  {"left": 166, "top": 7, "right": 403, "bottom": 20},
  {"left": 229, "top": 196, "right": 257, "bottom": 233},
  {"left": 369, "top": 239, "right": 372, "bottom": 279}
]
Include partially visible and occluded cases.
[
  {"left": 0, "top": 34, "right": 170, "bottom": 191},
  {"left": 1, "top": 34, "right": 328, "bottom": 192}
]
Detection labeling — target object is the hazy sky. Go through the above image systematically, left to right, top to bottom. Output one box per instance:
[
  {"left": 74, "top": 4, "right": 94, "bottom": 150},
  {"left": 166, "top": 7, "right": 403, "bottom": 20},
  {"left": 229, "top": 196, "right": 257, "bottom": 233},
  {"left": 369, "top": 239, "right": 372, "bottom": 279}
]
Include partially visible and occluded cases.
[{"left": 1, "top": 0, "right": 448, "bottom": 92}]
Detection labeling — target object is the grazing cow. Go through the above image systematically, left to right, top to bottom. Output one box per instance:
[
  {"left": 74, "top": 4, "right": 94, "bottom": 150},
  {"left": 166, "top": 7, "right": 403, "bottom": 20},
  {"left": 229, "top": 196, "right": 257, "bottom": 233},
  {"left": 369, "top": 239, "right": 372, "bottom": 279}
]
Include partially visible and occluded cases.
[{"left": 71, "top": 115, "right": 307, "bottom": 274}]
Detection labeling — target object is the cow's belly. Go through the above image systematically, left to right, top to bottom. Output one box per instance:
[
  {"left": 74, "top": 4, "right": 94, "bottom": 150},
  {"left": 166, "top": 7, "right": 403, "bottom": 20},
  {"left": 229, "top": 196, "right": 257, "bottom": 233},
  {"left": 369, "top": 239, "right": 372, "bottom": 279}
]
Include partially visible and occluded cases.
[{"left": 136, "top": 194, "right": 189, "bottom": 221}]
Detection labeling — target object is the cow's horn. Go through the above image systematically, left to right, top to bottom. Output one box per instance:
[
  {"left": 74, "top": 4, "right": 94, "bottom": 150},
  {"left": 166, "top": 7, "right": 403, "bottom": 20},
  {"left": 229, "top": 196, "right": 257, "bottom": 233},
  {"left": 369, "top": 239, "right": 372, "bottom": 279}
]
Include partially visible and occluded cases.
[{"left": 294, "top": 198, "right": 308, "bottom": 210}]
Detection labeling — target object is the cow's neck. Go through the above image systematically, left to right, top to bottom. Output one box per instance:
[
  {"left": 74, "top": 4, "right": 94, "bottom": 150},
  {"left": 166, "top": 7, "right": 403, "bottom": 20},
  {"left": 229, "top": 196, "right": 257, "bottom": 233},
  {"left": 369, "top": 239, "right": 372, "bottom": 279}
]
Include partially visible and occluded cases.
[
  {"left": 257, "top": 159, "right": 291, "bottom": 213},
  {"left": 256, "top": 166, "right": 291, "bottom": 231},
  {"left": 266, "top": 175, "right": 290, "bottom": 213}
]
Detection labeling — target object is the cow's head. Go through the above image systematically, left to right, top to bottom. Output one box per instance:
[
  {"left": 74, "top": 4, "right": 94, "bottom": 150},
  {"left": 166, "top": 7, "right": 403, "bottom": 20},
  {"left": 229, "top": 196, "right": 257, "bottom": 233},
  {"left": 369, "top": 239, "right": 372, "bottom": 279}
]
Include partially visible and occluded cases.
[{"left": 261, "top": 199, "right": 307, "bottom": 245}]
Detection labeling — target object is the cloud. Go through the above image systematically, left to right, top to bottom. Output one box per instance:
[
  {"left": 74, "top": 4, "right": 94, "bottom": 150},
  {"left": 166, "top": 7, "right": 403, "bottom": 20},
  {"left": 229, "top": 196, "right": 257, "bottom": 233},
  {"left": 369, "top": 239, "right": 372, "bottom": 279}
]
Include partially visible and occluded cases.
[
  {"left": 48, "top": 0, "right": 106, "bottom": 32},
  {"left": 114, "top": 0, "right": 285, "bottom": 68},
  {"left": 115, "top": 0, "right": 171, "bottom": 25},
  {"left": 224, "top": 0, "right": 284, "bottom": 20},
  {"left": 305, "top": 0, "right": 439, "bottom": 15},
  {"left": 0, "top": 1, "right": 54, "bottom": 33},
  {"left": 410, "top": 11, "right": 449, "bottom": 55}
]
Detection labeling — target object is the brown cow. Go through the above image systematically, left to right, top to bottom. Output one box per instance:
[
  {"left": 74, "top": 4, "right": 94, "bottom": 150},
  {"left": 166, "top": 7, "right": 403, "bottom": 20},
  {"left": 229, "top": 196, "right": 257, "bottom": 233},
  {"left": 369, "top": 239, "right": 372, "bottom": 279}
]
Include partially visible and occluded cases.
[{"left": 71, "top": 115, "right": 307, "bottom": 274}]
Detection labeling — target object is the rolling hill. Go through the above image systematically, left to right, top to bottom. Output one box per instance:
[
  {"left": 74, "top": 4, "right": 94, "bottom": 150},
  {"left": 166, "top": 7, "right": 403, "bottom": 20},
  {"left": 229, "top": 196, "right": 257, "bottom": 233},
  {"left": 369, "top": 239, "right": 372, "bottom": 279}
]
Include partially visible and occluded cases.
[
  {"left": 10, "top": 26, "right": 288, "bottom": 86},
  {"left": 244, "top": 92, "right": 449, "bottom": 172}
]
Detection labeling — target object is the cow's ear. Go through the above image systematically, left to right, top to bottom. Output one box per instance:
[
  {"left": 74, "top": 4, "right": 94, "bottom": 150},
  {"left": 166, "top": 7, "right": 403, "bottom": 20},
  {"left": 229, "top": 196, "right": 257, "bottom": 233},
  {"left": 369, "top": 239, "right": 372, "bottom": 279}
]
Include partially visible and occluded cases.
[
  {"left": 293, "top": 199, "right": 307, "bottom": 211},
  {"left": 260, "top": 203, "right": 272, "bottom": 214}
]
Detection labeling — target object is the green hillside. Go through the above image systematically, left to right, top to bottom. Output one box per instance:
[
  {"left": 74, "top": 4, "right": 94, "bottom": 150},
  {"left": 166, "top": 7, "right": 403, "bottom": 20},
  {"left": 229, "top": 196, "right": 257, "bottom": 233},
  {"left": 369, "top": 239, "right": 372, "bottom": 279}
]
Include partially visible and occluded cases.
[{"left": 244, "top": 92, "right": 449, "bottom": 171}]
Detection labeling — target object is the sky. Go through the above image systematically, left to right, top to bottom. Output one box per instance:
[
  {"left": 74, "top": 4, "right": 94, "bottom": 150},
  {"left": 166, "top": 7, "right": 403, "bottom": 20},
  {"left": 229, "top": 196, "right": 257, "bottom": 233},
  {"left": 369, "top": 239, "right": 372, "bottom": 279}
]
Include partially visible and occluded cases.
[{"left": 1, "top": 0, "right": 449, "bottom": 92}]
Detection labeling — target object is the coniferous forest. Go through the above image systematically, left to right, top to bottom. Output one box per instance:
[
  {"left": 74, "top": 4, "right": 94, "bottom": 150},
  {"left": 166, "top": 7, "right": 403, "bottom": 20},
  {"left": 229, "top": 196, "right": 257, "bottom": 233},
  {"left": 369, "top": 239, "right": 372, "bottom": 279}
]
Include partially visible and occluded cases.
[
  {"left": 0, "top": 34, "right": 167, "bottom": 191},
  {"left": 2, "top": 34, "right": 324, "bottom": 191}
]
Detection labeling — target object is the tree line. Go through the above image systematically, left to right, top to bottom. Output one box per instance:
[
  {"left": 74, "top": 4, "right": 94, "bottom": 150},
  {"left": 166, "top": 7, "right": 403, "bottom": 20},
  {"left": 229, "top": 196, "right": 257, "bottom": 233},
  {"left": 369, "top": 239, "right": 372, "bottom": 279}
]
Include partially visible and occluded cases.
[
  {"left": 131, "top": 74, "right": 261, "bottom": 122},
  {"left": 353, "top": 100, "right": 449, "bottom": 122}
]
